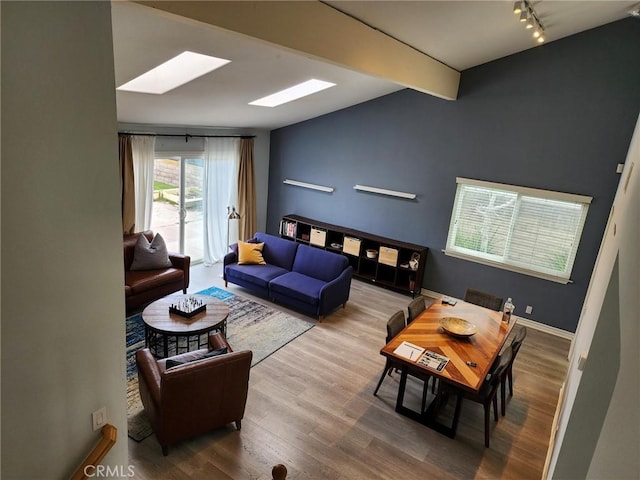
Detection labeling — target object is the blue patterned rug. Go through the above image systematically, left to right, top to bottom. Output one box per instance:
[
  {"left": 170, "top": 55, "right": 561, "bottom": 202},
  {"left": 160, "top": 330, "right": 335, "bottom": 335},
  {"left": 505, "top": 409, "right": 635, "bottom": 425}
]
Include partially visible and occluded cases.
[{"left": 126, "top": 286, "right": 314, "bottom": 441}]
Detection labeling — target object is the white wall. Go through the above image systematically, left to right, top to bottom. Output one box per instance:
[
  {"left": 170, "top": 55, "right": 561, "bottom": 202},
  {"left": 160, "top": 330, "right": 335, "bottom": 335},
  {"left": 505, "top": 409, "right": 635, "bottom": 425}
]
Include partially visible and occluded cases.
[
  {"left": 1, "top": 2, "right": 128, "bottom": 477},
  {"left": 547, "top": 114, "right": 640, "bottom": 478},
  {"left": 586, "top": 116, "right": 639, "bottom": 477}
]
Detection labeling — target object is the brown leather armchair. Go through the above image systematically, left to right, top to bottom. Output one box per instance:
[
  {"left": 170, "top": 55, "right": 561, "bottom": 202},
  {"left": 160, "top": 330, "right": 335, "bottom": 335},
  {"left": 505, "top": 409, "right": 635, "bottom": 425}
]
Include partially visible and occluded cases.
[
  {"left": 124, "top": 230, "right": 190, "bottom": 312},
  {"left": 136, "top": 332, "right": 252, "bottom": 455}
]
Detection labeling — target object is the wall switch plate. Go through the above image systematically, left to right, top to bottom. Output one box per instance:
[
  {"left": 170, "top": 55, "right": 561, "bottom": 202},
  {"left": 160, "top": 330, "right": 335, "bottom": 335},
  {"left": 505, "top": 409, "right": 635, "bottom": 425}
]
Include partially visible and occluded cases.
[
  {"left": 525, "top": 305, "right": 533, "bottom": 314},
  {"left": 92, "top": 407, "right": 107, "bottom": 431}
]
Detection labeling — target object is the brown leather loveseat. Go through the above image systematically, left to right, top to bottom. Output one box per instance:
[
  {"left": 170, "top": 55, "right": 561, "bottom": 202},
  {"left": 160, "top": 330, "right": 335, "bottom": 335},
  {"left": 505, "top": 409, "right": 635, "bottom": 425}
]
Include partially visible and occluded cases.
[
  {"left": 124, "top": 230, "right": 190, "bottom": 312},
  {"left": 136, "top": 332, "right": 253, "bottom": 455}
]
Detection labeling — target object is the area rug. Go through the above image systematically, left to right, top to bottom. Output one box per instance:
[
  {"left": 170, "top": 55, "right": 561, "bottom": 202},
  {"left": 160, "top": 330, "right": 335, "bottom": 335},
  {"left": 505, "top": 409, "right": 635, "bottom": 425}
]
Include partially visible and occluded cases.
[{"left": 126, "top": 286, "right": 314, "bottom": 441}]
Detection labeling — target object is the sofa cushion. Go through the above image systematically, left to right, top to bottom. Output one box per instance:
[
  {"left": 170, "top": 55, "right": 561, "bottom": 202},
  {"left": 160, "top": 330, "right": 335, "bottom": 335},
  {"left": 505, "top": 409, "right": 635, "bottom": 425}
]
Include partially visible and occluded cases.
[
  {"left": 131, "top": 233, "right": 172, "bottom": 270},
  {"left": 254, "top": 233, "right": 299, "bottom": 270},
  {"left": 237, "top": 241, "right": 266, "bottom": 265},
  {"left": 291, "top": 244, "right": 349, "bottom": 282},
  {"left": 225, "top": 263, "right": 289, "bottom": 289},
  {"left": 126, "top": 268, "right": 184, "bottom": 294},
  {"left": 269, "top": 272, "right": 324, "bottom": 306}
]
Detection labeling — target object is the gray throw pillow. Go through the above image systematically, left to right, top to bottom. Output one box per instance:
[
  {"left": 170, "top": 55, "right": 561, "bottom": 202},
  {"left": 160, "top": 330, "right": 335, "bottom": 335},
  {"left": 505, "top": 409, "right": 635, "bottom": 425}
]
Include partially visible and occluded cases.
[
  {"left": 130, "top": 233, "right": 172, "bottom": 271},
  {"left": 165, "top": 347, "right": 228, "bottom": 369}
]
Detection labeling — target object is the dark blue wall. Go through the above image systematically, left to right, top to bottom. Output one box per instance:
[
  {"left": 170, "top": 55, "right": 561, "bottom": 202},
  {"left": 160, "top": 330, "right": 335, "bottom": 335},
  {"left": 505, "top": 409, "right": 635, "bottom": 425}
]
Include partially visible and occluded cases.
[{"left": 267, "top": 19, "right": 640, "bottom": 332}]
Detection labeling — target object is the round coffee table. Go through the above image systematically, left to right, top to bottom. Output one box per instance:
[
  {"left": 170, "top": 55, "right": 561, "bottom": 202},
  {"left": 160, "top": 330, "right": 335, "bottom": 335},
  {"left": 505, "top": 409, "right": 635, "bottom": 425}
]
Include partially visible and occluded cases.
[{"left": 142, "top": 294, "right": 229, "bottom": 358}]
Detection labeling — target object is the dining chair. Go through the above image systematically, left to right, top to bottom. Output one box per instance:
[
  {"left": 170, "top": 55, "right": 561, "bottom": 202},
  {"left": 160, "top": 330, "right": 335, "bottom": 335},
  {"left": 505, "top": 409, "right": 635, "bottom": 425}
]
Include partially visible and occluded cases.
[
  {"left": 464, "top": 288, "right": 504, "bottom": 311},
  {"left": 407, "top": 297, "right": 426, "bottom": 324},
  {"left": 374, "top": 310, "right": 431, "bottom": 411},
  {"left": 500, "top": 324, "right": 527, "bottom": 415},
  {"left": 438, "top": 345, "right": 513, "bottom": 448}
]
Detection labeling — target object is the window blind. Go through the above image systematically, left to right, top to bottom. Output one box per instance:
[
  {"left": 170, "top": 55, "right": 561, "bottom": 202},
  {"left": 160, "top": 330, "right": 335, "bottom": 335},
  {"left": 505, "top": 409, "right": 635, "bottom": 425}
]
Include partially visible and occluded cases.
[{"left": 445, "top": 178, "right": 591, "bottom": 283}]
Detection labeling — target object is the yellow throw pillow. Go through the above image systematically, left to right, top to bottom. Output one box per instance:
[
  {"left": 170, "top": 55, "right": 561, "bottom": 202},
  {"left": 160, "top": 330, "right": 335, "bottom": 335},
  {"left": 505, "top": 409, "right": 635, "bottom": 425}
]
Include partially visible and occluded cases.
[{"left": 237, "top": 241, "right": 266, "bottom": 265}]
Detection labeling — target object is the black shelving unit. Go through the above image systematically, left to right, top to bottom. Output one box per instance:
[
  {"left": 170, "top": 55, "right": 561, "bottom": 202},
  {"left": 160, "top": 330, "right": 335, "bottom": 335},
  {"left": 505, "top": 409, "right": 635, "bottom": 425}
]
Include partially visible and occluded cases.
[{"left": 280, "top": 214, "right": 428, "bottom": 297}]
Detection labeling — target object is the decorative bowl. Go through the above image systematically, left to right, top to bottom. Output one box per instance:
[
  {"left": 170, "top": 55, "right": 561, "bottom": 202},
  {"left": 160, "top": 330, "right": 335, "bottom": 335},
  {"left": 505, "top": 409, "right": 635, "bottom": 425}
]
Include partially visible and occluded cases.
[
  {"left": 366, "top": 249, "right": 378, "bottom": 258},
  {"left": 440, "top": 317, "right": 477, "bottom": 337}
]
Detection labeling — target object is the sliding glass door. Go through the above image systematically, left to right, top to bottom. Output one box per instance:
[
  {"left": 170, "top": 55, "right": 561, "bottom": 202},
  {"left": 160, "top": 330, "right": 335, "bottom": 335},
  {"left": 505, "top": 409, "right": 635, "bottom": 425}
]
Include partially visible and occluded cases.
[{"left": 151, "top": 156, "right": 204, "bottom": 263}]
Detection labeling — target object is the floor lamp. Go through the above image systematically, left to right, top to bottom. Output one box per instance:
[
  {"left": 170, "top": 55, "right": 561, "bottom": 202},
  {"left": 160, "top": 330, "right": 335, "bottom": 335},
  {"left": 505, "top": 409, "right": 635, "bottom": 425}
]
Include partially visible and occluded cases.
[{"left": 226, "top": 205, "right": 241, "bottom": 251}]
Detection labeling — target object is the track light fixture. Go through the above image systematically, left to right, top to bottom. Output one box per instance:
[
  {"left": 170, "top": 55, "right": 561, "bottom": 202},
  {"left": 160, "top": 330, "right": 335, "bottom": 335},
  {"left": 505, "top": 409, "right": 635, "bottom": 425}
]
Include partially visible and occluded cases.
[
  {"left": 513, "top": 0, "right": 545, "bottom": 44},
  {"left": 513, "top": 1, "right": 525, "bottom": 14},
  {"left": 525, "top": 13, "right": 535, "bottom": 29}
]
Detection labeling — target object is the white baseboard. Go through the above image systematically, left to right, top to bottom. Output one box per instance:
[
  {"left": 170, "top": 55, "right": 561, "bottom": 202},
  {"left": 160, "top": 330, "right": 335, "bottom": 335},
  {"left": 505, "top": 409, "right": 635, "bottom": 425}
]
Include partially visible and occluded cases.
[{"left": 420, "top": 288, "right": 574, "bottom": 340}]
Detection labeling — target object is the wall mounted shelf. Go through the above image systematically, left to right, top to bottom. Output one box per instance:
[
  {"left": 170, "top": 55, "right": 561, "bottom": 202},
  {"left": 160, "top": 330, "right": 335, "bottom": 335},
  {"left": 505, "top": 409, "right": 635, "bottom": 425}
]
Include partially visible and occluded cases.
[
  {"left": 283, "top": 179, "right": 334, "bottom": 193},
  {"left": 353, "top": 184, "right": 416, "bottom": 199}
]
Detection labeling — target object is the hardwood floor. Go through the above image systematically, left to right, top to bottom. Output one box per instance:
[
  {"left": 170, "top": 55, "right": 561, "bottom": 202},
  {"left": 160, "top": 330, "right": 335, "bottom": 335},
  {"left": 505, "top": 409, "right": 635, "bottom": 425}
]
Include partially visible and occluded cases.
[{"left": 128, "top": 263, "right": 570, "bottom": 479}]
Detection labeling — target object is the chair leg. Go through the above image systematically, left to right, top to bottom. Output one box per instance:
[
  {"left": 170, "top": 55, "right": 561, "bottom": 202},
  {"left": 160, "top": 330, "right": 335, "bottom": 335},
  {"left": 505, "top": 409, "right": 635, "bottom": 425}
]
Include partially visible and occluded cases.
[
  {"left": 373, "top": 366, "right": 391, "bottom": 396},
  {"left": 508, "top": 368, "right": 514, "bottom": 397},
  {"left": 421, "top": 377, "right": 430, "bottom": 413},
  {"left": 501, "top": 379, "right": 506, "bottom": 416},
  {"left": 493, "top": 395, "right": 499, "bottom": 421},
  {"left": 235, "top": 420, "right": 242, "bottom": 430},
  {"left": 162, "top": 445, "right": 169, "bottom": 456}
]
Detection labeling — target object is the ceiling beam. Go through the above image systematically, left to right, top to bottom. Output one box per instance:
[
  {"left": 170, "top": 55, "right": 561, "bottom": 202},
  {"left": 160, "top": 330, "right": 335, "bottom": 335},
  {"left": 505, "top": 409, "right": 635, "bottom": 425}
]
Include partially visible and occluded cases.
[{"left": 133, "top": 0, "right": 460, "bottom": 100}]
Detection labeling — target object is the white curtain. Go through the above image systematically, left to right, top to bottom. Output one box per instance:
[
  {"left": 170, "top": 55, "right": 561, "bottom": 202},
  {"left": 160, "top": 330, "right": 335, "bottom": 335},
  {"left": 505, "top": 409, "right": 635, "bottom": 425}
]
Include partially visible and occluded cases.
[
  {"left": 131, "top": 135, "right": 156, "bottom": 231},
  {"left": 203, "top": 137, "right": 240, "bottom": 265}
]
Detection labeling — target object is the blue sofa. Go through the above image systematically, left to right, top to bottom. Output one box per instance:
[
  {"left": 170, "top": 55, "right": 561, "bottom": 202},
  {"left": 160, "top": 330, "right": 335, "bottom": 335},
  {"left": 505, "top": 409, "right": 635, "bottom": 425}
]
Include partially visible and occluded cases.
[{"left": 223, "top": 233, "right": 353, "bottom": 320}]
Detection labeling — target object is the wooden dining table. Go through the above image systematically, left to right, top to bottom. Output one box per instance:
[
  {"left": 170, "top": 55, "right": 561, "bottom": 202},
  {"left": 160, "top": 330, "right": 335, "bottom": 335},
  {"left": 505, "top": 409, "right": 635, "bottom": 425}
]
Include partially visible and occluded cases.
[{"left": 380, "top": 298, "right": 513, "bottom": 437}]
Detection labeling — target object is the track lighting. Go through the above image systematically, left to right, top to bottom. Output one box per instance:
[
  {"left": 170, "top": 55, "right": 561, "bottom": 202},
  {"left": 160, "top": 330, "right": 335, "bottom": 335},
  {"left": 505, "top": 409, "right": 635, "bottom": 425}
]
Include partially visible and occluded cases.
[
  {"left": 513, "top": 0, "right": 546, "bottom": 45},
  {"left": 513, "top": 1, "right": 524, "bottom": 15},
  {"left": 525, "top": 13, "right": 535, "bottom": 29},
  {"left": 533, "top": 22, "right": 545, "bottom": 42},
  {"left": 533, "top": 25, "right": 543, "bottom": 39}
]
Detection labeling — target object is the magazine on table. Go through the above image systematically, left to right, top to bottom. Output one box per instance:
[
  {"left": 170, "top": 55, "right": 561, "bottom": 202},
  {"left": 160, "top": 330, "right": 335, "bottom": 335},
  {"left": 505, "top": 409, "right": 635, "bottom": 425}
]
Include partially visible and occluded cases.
[{"left": 417, "top": 350, "right": 450, "bottom": 372}]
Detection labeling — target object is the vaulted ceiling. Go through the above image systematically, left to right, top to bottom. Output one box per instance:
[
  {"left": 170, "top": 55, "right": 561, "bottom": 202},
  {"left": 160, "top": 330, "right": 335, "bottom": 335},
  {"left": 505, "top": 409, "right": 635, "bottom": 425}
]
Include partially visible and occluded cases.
[{"left": 112, "top": 1, "right": 638, "bottom": 130}]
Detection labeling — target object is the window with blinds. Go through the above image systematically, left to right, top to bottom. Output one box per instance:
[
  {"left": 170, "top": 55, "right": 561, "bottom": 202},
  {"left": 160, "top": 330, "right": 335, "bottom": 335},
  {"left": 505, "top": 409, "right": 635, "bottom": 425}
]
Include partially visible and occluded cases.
[{"left": 445, "top": 178, "right": 591, "bottom": 284}]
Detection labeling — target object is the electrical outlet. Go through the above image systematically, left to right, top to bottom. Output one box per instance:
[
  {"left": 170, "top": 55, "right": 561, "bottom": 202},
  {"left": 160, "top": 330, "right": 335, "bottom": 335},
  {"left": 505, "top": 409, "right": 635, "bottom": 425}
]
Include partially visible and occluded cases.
[
  {"left": 525, "top": 305, "right": 533, "bottom": 314},
  {"left": 578, "top": 352, "right": 588, "bottom": 371},
  {"left": 92, "top": 407, "right": 107, "bottom": 431}
]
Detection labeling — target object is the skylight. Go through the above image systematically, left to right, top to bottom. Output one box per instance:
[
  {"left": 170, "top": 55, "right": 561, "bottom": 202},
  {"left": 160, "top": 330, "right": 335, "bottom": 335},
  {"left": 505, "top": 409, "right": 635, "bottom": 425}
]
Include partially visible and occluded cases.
[
  {"left": 117, "top": 51, "right": 231, "bottom": 95},
  {"left": 249, "top": 79, "right": 336, "bottom": 107}
]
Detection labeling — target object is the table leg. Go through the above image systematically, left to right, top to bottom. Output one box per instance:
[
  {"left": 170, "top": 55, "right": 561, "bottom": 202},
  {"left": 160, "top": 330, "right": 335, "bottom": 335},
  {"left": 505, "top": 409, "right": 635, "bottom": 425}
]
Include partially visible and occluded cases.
[
  {"left": 146, "top": 328, "right": 161, "bottom": 358},
  {"left": 199, "top": 332, "right": 211, "bottom": 350},
  {"left": 396, "top": 366, "right": 408, "bottom": 411},
  {"left": 393, "top": 371, "right": 461, "bottom": 439},
  {"left": 422, "top": 387, "right": 461, "bottom": 438}
]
